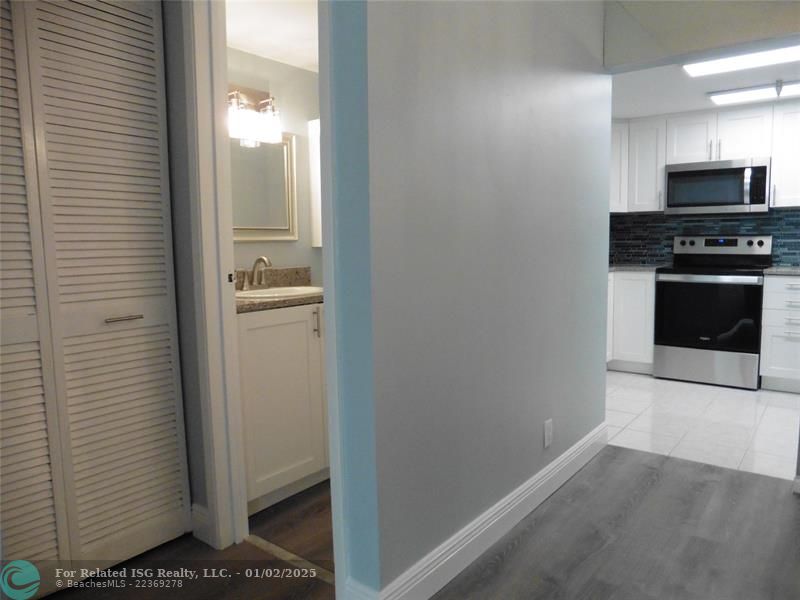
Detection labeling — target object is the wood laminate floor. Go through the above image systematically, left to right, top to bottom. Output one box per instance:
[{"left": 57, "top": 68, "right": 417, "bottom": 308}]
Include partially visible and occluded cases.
[
  {"left": 434, "top": 445, "right": 800, "bottom": 600},
  {"left": 249, "top": 480, "right": 334, "bottom": 571}
]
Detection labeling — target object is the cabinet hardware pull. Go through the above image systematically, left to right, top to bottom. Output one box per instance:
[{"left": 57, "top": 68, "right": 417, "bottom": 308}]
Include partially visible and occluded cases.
[
  {"left": 717, "top": 139, "right": 721, "bottom": 159},
  {"left": 708, "top": 140, "right": 712, "bottom": 160},
  {"left": 771, "top": 184, "right": 776, "bottom": 207},
  {"left": 658, "top": 190, "right": 663, "bottom": 208},
  {"left": 786, "top": 284, "right": 800, "bottom": 290},
  {"left": 787, "top": 301, "right": 800, "bottom": 307},
  {"left": 312, "top": 307, "right": 321, "bottom": 338},
  {"left": 104, "top": 314, "right": 144, "bottom": 324},
  {"left": 787, "top": 318, "right": 800, "bottom": 324},
  {"left": 785, "top": 331, "right": 800, "bottom": 337}
]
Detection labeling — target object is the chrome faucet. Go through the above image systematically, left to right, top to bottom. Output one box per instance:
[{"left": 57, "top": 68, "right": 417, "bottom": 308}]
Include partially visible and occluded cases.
[{"left": 246, "top": 256, "right": 272, "bottom": 289}]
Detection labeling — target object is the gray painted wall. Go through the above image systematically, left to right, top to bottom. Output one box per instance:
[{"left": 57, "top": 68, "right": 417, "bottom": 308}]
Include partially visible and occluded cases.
[
  {"left": 365, "top": 1, "right": 610, "bottom": 585},
  {"left": 227, "top": 48, "right": 322, "bottom": 284}
]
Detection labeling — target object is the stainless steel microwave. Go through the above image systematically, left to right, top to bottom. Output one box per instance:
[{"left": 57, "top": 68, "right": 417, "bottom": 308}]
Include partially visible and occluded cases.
[{"left": 664, "top": 158, "right": 770, "bottom": 215}]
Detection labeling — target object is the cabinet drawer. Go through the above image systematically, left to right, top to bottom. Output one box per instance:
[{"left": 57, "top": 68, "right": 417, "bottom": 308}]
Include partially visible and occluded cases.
[
  {"left": 763, "top": 276, "right": 800, "bottom": 310},
  {"left": 762, "top": 308, "right": 800, "bottom": 329},
  {"left": 760, "top": 325, "right": 800, "bottom": 379}
]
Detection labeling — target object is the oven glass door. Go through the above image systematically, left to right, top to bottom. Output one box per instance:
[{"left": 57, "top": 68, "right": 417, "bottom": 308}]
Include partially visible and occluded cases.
[{"left": 654, "top": 280, "right": 763, "bottom": 353}]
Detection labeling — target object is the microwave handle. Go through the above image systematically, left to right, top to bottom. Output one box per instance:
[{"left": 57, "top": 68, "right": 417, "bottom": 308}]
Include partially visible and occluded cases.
[{"left": 743, "top": 167, "right": 751, "bottom": 205}]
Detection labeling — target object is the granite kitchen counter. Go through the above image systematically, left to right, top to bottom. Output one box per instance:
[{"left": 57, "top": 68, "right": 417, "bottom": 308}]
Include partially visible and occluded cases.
[
  {"left": 609, "top": 264, "right": 664, "bottom": 273},
  {"left": 764, "top": 266, "right": 800, "bottom": 276}
]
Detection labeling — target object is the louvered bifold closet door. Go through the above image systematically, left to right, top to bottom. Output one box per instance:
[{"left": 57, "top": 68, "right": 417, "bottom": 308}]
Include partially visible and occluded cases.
[
  {"left": 1, "top": 0, "right": 68, "bottom": 563},
  {"left": 19, "top": 0, "right": 190, "bottom": 563}
]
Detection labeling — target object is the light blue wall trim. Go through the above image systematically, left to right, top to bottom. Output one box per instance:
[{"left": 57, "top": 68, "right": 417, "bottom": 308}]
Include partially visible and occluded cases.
[{"left": 327, "top": 0, "right": 380, "bottom": 590}]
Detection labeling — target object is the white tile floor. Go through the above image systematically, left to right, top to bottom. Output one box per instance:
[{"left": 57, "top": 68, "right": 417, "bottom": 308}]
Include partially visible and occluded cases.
[{"left": 606, "top": 370, "right": 800, "bottom": 480}]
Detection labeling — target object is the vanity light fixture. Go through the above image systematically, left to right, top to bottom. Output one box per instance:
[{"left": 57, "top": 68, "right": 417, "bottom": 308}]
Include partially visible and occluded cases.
[
  {"left": 684, "top": 44, "right": 800, "bottom": 77},
  {"left": 709, "top": 79, "right": 800, "bottom": 106},
  {"left": 227, "top": 91, "right": 284, "bottom": 147},
  {"left": 228, "top": 91, "right": 260, "bottom": 147},
  {"left": 257, "top": 96, "right": 283, "bottom": 144}
]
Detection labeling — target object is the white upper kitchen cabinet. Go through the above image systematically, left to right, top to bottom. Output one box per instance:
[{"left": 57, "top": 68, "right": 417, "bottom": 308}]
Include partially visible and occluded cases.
[
  {"left": 771, "top": 100, "right": 800, "bottom": 208},
  {"left": 716, "top": 105, "right": 773, "bottom": 160},
  {"left": 666, "top": 111, "right": 716, "bottom": 164},
  {"left": 627, "top": 117, "right": 666, "bottom": 212},
  {"left": 610, "top": 121, "right": 628, "bottom": 213},
  {"left": 611, "top": 271, "right": 655, "bottom": 366}
]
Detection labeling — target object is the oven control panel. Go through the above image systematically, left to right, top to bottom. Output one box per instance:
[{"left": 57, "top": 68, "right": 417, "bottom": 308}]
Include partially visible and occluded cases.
[{"left": 673, "top": 236, "right": 772, "bottom": 255}]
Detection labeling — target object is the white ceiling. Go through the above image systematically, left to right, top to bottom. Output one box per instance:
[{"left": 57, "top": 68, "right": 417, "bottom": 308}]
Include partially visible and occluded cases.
[
  {"left": 226, "top": 0, "right": 318, "bottom": 73},
  {"left": 613, "top": 59, "right": 800, "bottom": 118}
]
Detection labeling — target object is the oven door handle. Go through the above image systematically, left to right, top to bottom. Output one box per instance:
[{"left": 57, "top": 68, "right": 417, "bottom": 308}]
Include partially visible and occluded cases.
[{"left": 656, "top": 273, "right": 764, "bottom": 285}]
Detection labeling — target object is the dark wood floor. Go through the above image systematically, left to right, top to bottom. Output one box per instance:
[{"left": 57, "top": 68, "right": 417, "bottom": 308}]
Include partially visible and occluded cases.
[
  {"left": 434, "top": 445, "right": 800, "bottom": 600},
  {"left": 249, "top": 480, "right": 334, "bottom": 571},
  {"left": 52, "top": 481, "right": 335, "bottom": 599}
]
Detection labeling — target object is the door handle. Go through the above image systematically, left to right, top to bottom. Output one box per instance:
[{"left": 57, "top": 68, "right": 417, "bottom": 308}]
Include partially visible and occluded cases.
[
  {"left": 312, "top": 307, "right": 321, "bottom": 338},
  {"left": 104, "top": 314, "right": 144, "bottom": 324}
]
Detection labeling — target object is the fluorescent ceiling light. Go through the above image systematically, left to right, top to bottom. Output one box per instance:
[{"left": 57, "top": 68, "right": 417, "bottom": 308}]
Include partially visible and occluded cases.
[
  {"left": 684, "top": 44, "right": 800, "bottom": 77},
  {"left": 780, "top": 81, "right": 800, "bottom": 98},
  {"left": 709, "top": 85, "right": 778, "bottom": 106}
]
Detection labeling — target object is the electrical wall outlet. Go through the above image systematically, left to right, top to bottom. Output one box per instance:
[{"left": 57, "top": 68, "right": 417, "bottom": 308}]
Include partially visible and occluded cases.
[{"left": 544, "top": 418, "right": 553, "bottom": 449}]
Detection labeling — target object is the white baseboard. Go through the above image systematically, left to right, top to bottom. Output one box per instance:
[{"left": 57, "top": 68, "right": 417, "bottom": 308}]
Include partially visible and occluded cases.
[
  {"left": 607, "top": 360, "right": 653, "bottom": 375},
  {"left": 761, "top": 376, "right": 800, "bottom": 394},
  {"left": 377, "top": 423, "right": 608, "bottom": 600},
  {"left": 191, "top": 503, "right": 215, "bottom": 548}
]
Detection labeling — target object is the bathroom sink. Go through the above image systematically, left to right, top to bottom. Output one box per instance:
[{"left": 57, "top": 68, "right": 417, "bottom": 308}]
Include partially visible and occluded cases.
[{"left": 236, "top": 286, "right": 323, "bottom": 300}]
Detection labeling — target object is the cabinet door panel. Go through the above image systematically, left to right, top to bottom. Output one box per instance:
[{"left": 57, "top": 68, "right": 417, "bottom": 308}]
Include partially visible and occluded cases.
[
  {"left": 21, "top": 0, "right": 189, "bottom": 563},
  {"left": 771, "top": 101, "right": 800, "bottom": 208},
  {"left": 717, "top": 105, "right": 772, "bottom": 160},
  {"left": 666, "top": 112, "right": 716, "bottom": 164},
  {"left": 628, "top": 118, "right": 666, "bottom": 212},
  {"left": 610, "top": 122, "right": 628, "bottom": 213},
  {"left": 612, "top": 273, "right": 655, "bottom": 363},
  {"left": 239, "top": 305, "right": 325, "bottom": 501},
  {"left": 760, "top": 326, "right": 800, "bottom": 379}
]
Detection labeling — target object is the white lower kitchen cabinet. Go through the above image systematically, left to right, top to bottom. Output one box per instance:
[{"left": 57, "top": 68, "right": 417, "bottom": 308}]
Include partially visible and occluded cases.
[
  {"left": 608, "top": 271, "right": 655, "bottom": 370},
  {"left": 760, "top": 276, "right": 800, "bottom": 386},
  {"left": 238, "top": 304, "right": 328, "bottom": 508}
]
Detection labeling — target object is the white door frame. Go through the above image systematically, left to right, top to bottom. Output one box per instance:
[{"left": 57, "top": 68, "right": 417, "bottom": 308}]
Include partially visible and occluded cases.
[{"left": 164, "top": 0, "right": 249, "bottom": 549}]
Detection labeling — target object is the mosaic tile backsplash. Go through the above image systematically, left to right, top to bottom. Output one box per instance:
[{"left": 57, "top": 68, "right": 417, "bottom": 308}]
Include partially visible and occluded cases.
[{"left": 609, "top": 208, "right": 800, "bottom": 266}]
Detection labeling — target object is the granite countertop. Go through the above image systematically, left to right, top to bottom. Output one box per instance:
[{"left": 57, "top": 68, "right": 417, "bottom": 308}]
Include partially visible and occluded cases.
[
  {"left": 608, "top": 264, "right": 663, "bottom": 272},
  {"left": 234, "top": 265, "right": 323, "bottom": 314},
  {"left": 764, "top": 266, "right": 800, "bottom": 276},
  {"left": 236, "top": 293, "right": 323, "bottom": 314}
]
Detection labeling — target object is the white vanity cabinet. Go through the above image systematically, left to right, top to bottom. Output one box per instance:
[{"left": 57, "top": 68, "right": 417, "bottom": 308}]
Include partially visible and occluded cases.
[
  {"left": 608, "top": 271, "right": 655, "bottom": 370},
  {"left": 760, "top": 276, "right": 800, "bottom": 383},
  {"left": 238, "top": 304, "right": 328, "bottom": 506}
]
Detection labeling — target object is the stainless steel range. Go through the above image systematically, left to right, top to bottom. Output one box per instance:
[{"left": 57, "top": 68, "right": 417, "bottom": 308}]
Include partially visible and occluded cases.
[{"left": 653, "top": 235, "right": 773, "bottom": 390}]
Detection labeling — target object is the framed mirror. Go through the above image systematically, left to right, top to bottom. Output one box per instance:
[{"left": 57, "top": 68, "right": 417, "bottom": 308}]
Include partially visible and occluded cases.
[{"left": 231, "top": 132, "right": 298, "bottom": 242}]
